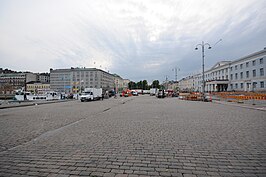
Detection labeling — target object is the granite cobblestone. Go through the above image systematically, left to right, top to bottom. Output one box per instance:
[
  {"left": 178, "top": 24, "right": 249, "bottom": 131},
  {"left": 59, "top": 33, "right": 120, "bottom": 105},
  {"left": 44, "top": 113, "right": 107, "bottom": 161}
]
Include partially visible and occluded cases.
[{"left": 0, "top": 96, "right": 265, "bottom": 176}]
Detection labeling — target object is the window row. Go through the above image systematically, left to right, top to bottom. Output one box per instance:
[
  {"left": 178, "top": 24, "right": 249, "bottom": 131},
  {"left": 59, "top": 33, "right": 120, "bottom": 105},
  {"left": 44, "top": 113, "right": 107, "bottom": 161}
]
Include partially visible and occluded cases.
[
  {"left": 230, "top": 58, "right": 264, "bottom": 71},
  {"left": 230, "top": 68, "right": 264, "bottom": 80},
  {"left": 230, "top": 81, "right": 265, "bottom": 89}
]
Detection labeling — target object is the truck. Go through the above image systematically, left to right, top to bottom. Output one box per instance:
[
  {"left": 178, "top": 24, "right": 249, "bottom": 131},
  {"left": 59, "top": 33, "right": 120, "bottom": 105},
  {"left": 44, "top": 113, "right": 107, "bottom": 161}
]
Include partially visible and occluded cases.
[
  {"left": 80, "top": 88, "right": 102, "bottom": 102},
  {"left": 150, "top": 88, "right": 157, "bottom": 96}
]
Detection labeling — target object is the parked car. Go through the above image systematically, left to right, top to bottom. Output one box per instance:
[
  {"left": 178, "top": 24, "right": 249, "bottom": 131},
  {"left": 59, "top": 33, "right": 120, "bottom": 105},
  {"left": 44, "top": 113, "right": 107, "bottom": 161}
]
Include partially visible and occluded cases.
[{"left": 131, "top": 91, "right": 138, "bottom": 96}]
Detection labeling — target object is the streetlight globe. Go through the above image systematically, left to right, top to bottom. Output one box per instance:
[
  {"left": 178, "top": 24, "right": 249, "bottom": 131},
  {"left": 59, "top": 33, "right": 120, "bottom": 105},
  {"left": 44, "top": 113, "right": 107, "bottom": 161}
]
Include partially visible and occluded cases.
[
  {"left": 208, "top": 46, "right": 212, "bottom": 49},
  {"left": 195, "top": 47, "right": 198, "bottom": 50}
]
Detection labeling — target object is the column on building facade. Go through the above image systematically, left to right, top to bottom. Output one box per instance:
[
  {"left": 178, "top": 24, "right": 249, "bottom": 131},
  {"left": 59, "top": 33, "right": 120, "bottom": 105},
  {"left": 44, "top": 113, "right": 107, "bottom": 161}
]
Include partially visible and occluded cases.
[{"left": 214, "top": 84, "right": 216, "bottom": 92}]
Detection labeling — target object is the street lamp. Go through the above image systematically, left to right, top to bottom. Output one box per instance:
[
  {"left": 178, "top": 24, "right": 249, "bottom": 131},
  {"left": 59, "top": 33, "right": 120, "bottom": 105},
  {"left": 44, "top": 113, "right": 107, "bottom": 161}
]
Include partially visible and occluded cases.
[{"left": 195, "top": 41, "right": 211, "bottom": 101}]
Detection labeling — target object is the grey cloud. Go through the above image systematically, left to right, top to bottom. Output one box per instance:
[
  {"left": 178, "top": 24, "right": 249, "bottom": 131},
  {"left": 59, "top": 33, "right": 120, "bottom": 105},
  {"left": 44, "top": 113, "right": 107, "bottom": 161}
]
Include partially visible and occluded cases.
[{"left": 0, "top": 0, "right": 266, "bottom": 83}]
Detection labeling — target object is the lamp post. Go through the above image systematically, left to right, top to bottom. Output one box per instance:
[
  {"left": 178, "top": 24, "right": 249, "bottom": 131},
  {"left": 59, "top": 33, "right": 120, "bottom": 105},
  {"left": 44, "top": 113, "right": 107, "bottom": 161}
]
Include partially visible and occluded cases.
[{"left": 195, "top": 41, "right": 211, "bottom": 101}]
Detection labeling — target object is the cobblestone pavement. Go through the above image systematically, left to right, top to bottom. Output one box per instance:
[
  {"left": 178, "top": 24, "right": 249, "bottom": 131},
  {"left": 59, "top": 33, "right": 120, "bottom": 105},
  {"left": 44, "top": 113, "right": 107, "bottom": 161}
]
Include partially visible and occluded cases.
[{"left": 0, "top": 95, "right": 265, "bottom": 177}]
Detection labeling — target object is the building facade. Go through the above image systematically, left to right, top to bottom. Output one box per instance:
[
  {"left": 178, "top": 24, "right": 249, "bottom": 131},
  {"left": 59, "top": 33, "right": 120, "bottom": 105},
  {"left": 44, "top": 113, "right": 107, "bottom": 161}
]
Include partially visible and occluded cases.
[
  {"left": 179, "top": 48, "right": 266, "bottom": 92},
  {"left": 228, "top": 49, "right": 265, "bottom": 92},
  {"left": 204, "top": 61, "right": 230, "bottom": 92},
  {"left": 50, "top": 67, "right": 115, "bottom": 93},
  {"left": 0, "top": 72, "right": 38, "bottom": 94},
  {"left": 38, "top": 73, "right": 50, "bottom": 83},
  {"left": 113, "top": 74, "right": 124, "bottom": 92},
  {"left": 179, "top": 75, "right": 197, "bottom": 92},
  {"left": 123, "top": 79, "right": 130, "bottom": 89},
  {"left": 26, "top": 81, "right": 50, "bottom": 94},
  {"left": 167, "top": 81, "right": 179, "bottom": 91}
]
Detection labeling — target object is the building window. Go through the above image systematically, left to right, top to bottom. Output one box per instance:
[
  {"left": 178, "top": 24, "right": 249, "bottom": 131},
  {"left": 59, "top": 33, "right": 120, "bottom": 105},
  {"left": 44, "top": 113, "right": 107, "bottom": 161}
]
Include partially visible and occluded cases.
[
  {"left": 260, "top": 58, "right": 263, "bottom": 64},
  {"left": 252, "top": 60, "right": 256, "bottom": 66},
  {"left": 246, "top": 62, "right": 249, "bottom": 67},
  {"left": 240, "top": 64, "right": 243, "bottom": 69},
  {"left": 235, "top": 65, "right": 237, "bottom": 70},
  {"left": 230, "top": 67, "right": 233, "bottom": 71},
  {"left": 260, "top": 68, "right": 264, "bottom": 76},
  {"left": 253, "top": 69, "right": 256, "bottom": 77},
  {"left": 246, "top": 71, "right": 249, "bottom": 78},
  {"left": 240, "top": 72, "right": 243, "bottom": 79},
  {"left": 235, "top": 73, "right": 238, "bottom": 80},
  {"left": 230, "top": 74, "right": 233, "bottom": 80},
  {"left": 260, "top": 81, "right": 264, "bottom": 88},
  {"left": 253, "top": 82, "right": 257, "bottom": 89},
  {"left": 235, "top": 83, "right": 238, "bottom": 89},
  {"left": 240, "top": 83, "right": 243, "bottom": 89},
  {"left": 230, "top": 84, "right": 233, "bottom": 89}
]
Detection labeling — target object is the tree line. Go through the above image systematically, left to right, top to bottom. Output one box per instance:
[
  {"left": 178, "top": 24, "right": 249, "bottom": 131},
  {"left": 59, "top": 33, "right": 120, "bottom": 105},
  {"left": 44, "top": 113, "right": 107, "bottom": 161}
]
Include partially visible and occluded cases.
[{"left": 128, "top": 80, "right": 161, "bottom": 90}]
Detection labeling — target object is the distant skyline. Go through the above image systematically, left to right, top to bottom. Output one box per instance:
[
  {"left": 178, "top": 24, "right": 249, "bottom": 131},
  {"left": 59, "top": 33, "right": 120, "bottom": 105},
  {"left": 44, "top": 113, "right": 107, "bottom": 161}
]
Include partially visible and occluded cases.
[{"left": 1, "top": 0, "right": 266, "bottom": 83}]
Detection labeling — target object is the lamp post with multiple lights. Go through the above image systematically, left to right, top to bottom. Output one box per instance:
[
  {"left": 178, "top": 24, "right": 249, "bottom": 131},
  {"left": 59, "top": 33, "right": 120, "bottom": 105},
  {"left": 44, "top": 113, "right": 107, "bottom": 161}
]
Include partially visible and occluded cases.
[{"left": 195, "top": 41, "right": 211, "bottom": 101}]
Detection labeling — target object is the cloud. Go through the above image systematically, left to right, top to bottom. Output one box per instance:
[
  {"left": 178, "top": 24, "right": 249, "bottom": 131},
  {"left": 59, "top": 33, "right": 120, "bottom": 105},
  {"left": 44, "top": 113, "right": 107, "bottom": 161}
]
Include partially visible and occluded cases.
[{"left": 0, "top": 0, "right": 265, "bottom": 82}]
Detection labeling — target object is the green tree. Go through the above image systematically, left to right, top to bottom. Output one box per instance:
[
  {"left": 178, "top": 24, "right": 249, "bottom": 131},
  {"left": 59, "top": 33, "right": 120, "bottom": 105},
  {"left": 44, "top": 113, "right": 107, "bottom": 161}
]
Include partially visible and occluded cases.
[
  {"left": 142, "top": 80, "right": 148, "bottom": 90},
  {"left": 151, "top": 80, "right": 160, "bottom": 88},
  {"left": 128, "top": 81, "right": 136, "bottom": 90},
  {"left": 136, "top": 81, "right": 142, "bottom": 89},
  {"left": 160, "top": 84, "right": 165, "bottom": 90}
]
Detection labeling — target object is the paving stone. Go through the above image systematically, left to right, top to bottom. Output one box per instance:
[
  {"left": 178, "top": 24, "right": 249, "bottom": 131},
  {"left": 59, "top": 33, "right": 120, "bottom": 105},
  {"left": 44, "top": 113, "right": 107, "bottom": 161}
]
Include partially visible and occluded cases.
[
  {"left": 0, "top": 97, "right": 265, "bottom": 177},
  {"left": 79, "top": 171, "right": 91, "bottom": 176},
  {"left": 91, "top": 171, "right": 105, "bottom": 176}
]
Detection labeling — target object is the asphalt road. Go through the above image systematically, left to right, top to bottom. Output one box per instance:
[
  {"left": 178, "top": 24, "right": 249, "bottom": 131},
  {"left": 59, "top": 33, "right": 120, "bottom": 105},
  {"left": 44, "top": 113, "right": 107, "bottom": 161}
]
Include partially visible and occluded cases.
[{"left": 0, "top": 95, "right": 265, "bottom": 177}]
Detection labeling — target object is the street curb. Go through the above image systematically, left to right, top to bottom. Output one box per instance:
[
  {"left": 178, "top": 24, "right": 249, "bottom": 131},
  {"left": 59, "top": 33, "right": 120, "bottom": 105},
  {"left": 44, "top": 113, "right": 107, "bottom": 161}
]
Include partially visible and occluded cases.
[
  {"left": 0, "top": 100, "right": 74, "bottom": 109},
  {"left": 212, "top": 100, "right": 266, "bottom": 112}
]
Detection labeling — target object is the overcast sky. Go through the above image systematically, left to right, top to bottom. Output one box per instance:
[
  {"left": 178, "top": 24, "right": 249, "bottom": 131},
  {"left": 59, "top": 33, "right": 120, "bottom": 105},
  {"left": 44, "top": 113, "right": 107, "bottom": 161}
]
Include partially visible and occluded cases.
[{"left": 1, "top": 0, "right": 266, "bottom": 83}]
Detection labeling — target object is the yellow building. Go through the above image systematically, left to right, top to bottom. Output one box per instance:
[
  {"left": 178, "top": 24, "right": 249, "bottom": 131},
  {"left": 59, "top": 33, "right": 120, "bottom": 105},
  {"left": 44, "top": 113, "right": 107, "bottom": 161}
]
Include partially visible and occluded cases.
[{"left": 26, "top": 82, "right": 50, "bottom": 94}]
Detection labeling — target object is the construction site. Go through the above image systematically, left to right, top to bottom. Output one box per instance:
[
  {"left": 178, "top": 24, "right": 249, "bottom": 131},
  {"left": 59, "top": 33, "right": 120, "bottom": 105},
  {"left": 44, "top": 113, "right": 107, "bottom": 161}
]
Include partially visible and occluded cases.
[{"left": 179, "top": 91, "right": 266, "bottom": 105}]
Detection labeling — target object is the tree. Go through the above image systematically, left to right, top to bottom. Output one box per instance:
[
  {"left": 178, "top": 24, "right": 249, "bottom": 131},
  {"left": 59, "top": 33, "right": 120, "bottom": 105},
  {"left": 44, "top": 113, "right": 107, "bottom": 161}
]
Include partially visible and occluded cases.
[
  {"left": 142, "top": 80, "right": 148, "bottom": 90},
  {"left": 151, "top": 80, "right": 160, "bottom": 88},
  {"left": 128, "top": 81, "right": 136, "bottom": 90},
  {"left": 136, "top": 81, "right": 142, "bottom": 89}
]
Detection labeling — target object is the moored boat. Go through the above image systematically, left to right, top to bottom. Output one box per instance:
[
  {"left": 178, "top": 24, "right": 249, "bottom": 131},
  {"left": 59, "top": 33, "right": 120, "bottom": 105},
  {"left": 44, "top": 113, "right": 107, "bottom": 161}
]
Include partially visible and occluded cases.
[{"left": 14, "top": 90, "right": 61, "bottom": 101}]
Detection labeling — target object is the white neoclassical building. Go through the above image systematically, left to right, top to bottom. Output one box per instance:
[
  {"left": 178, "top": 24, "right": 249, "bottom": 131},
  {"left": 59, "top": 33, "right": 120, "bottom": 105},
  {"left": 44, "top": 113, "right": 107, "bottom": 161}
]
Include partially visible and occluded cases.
[
  {"left": 179, "top": 48, "right": 266, "bottom": 92},
  {"left": 228, "top": 49, "right": 265, "bottom": 92}
]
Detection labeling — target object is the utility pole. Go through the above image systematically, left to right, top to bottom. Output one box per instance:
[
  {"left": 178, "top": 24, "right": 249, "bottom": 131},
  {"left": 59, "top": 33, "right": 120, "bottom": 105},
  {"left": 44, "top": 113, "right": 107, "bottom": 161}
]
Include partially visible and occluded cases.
[
  {"left": 172, "top": 67, "right": 180, "bottom": 82},
  {"left": 165, "top": 75, "right": 168, "bottom": 90}
]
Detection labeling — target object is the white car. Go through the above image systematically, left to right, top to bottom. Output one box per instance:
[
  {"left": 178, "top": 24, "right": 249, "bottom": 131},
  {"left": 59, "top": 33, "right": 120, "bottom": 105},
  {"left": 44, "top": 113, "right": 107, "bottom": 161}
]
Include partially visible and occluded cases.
[{"left": 132, "top": 91, "right": 138, "bottom": 96}]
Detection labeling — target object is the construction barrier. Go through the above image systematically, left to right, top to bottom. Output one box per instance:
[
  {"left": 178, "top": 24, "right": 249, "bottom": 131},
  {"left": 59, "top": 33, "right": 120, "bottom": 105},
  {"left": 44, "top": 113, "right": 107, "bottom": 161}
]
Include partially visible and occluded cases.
[{"left": 211, "top": 92, "right": 266, "bottom": 101}]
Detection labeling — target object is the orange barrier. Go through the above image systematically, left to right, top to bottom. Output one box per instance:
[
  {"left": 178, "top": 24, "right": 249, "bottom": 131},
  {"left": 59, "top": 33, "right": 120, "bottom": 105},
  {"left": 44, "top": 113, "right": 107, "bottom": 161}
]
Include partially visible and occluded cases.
[{"left": 211, "top": 92, "right": 266, "bottom": 100}]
